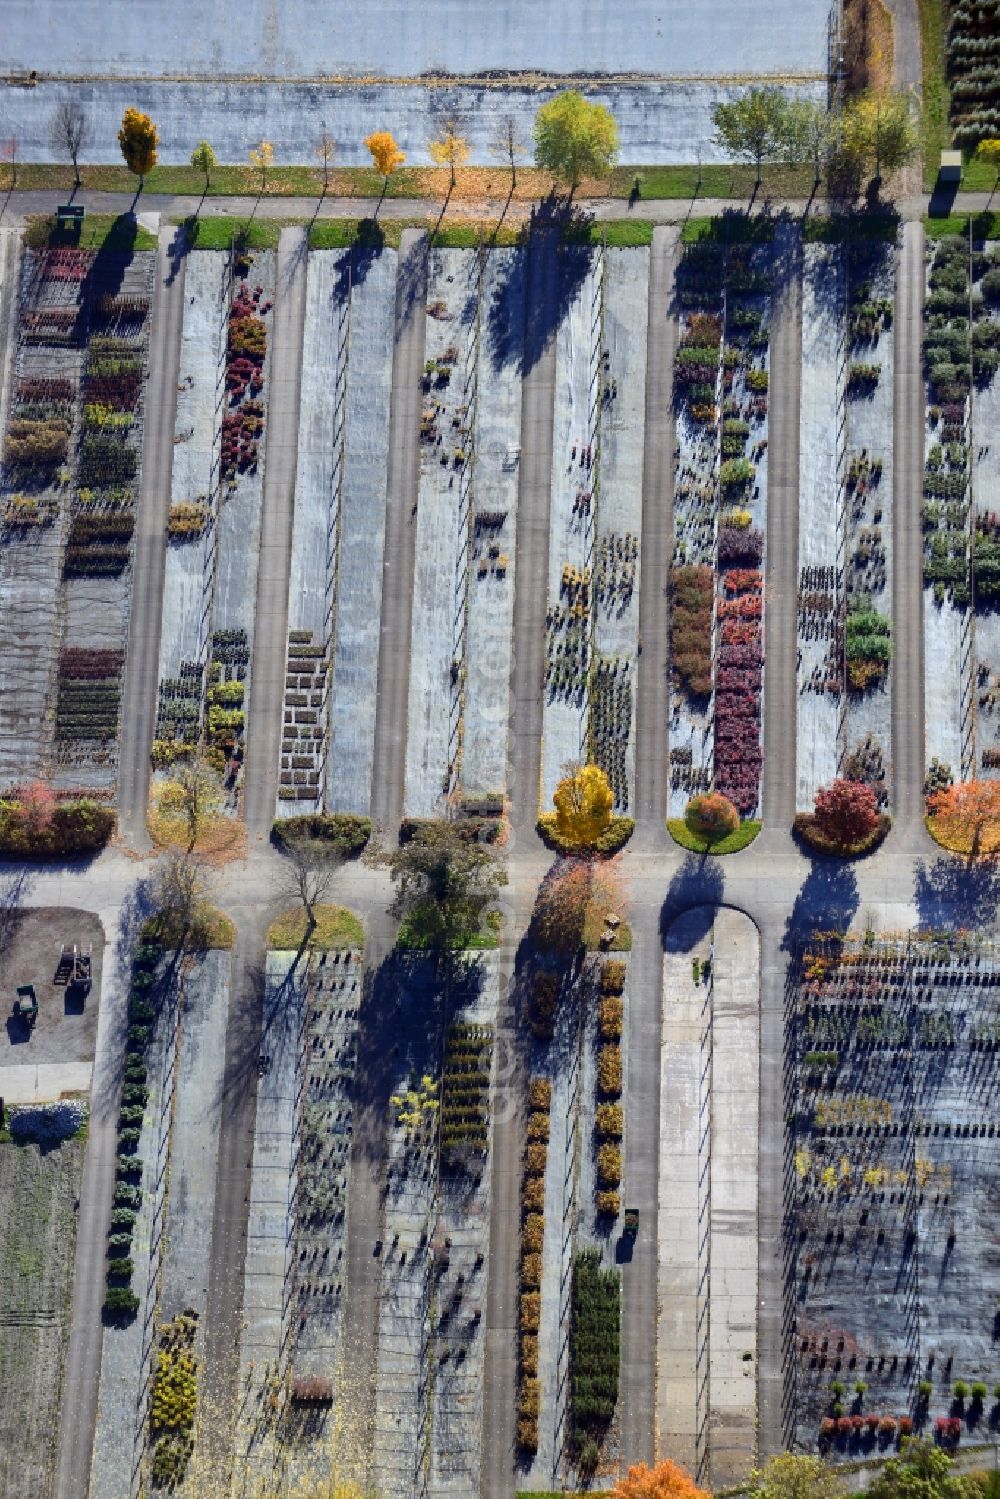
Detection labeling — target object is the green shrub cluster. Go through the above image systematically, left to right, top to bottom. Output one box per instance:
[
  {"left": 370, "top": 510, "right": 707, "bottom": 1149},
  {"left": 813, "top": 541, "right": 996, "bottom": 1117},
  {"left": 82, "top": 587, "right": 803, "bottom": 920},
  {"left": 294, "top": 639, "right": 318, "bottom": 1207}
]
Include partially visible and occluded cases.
[
  {"left": 0, "top": 797, "right": 115, "bottom": 857},
  {"left": 271, "top": 812, "right": 372, "bottom": 855},
  {"left": 570, "top": 1249, "right": 621, "bottom": 1447}
]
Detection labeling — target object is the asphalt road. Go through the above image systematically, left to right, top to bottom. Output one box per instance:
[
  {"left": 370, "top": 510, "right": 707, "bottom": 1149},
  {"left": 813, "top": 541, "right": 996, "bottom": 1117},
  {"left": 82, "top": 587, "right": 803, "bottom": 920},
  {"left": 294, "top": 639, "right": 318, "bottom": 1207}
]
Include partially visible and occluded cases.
[
  {"left": 117, "top": 224, "right": 185, "bottom": 846},
  {"left": 242, "top": 225, "right": 309, "bottom": 840},
  {"left": 369, "top": 226, "right": 427, "bottom": 833}
]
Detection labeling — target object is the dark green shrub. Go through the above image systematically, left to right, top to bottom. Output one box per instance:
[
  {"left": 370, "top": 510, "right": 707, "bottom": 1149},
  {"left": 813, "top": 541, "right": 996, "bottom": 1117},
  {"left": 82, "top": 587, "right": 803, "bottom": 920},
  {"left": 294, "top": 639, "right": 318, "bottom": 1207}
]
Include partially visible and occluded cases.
[
  {"left": 271, "top": 812, "right": 372, "bottom": 855},
  {"left": 110, "top": 1207, "right": 137, "bottom": 1229},
  {"left": 107, "top": 1233, "right": 133, "bottom": 1255},
  {"left": 106, "top": 1257, "right": 133, "bottom": 1281},
  {"left": 103, "top": 1287, "right": 139, "bottom": 1319}
]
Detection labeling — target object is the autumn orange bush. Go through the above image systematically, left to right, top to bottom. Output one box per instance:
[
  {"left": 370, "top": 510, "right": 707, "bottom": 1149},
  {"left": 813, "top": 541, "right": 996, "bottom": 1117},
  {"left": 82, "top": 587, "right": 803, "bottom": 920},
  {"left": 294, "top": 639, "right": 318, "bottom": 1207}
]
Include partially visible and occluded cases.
[
  {"left": 927, "top": 779, "right": 1000, "bottom": 857},
  {"left": 599, "top": 996, "right": 623, "bottom": 1039},
  {"left": 613, "top": 1459, "right": 712, "bottom": 1499}
]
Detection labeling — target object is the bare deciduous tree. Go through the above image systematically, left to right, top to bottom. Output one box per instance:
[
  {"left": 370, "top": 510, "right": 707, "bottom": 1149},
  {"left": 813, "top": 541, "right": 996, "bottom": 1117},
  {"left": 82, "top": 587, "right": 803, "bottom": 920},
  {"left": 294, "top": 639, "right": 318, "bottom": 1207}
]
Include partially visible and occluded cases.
[
  {"left": 49, "top": 102, "right": 91, "bottom": 186},
  {"left": 490, "top": 114, "right": 530, "bottom": 190},
  {"left": 314, "top": 130, "right": 337, "bottom": 192},
  {"left": 279, "top": 841, "right": 341, "bottom": 935},
  {"left": 153, "top": 851, "right": 214, "bottom": 946}
]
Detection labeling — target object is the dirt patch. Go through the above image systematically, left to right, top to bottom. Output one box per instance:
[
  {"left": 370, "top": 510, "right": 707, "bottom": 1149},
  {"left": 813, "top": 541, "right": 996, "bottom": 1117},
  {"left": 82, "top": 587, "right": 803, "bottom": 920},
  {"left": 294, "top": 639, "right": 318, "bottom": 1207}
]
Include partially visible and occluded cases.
[
  {"left": 844, "top": 0, "right": 895, "bottom": 93},
  {"left": 0, "top": 907, "right": 104, "bottom": 1066},
  {"left": 0, "top": 1136, "right": 84, "bottom": 1499}
]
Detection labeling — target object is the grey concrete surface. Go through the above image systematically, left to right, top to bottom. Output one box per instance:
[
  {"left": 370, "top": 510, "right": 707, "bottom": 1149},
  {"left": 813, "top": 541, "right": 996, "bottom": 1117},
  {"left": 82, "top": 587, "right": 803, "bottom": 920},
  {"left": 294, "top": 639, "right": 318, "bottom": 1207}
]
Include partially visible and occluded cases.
[
  {"left": 2, "top": 1, "right": 829, "bottom": 81},
  {"left": 0, "top": 77, "right": 828, "bottom": 174},
  {"left": 893, "top": 221, "right": 927, "bottom": 831},
  {"left": 761, "top": 222, "right": 802, "bottom": 834},
  {"left": 118, "top": 224, "right": 185, "bottom": 844},
  {"left": 243, "top": 228, "right": 308, "bottom": 838},
  {"left": 370, "top": 228, "right": 427, "bottom": 835},
  {"left": 507, "top": 231, "right": 558, "bottom": 842},
  {"left": 325, "top": 248, "right": 396, "bottom": 817}
]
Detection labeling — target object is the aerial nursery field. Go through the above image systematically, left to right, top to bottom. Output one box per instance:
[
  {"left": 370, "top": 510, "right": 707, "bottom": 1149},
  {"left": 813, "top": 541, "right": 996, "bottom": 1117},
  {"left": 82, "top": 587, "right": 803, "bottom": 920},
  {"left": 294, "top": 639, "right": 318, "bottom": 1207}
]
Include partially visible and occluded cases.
[{"left": 790, "top": 930, "right": 1000, "bottom": 1454}]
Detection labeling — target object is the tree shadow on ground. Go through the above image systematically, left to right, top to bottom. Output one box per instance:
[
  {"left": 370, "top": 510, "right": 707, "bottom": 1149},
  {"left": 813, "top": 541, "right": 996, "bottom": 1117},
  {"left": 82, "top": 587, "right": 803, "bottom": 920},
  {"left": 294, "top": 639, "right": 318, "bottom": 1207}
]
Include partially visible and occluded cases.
[
  {"left": 486, "top": 191, "right": 595, "bottom": 378},
  {"left": 82, "top": 213, "right": 139, "bottom": 306},
  {"left": 333, "top": 219, "right": 385, "bottom": 303},
  {"left": 397, "top": 228, "right": 428, "bottom": 330},
  {"left": 658, "top": 855, "right": 725, "bottom": 949},
  {"left": 914, "top": 855, "right": 1000, "bottom": 931},
  {"left": 781, "top": 858, "right": 860, "bottom": 956}
]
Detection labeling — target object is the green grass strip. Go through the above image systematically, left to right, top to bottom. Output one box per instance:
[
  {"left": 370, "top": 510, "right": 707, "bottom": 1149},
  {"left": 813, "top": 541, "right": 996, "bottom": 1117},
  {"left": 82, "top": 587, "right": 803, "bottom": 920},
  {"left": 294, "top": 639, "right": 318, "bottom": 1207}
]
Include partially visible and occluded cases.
[
  {"left": 925, "top": 212, "right": 1000, "bottom": 240},
  {"left": 23, "top": 213, "right": 157, "bottom": 251},
  {"left": 175, "top": 214, "right": 285, "bottom": 250},
  {"left": 667, "top": 818, "right": 762, "bottom": 854}
]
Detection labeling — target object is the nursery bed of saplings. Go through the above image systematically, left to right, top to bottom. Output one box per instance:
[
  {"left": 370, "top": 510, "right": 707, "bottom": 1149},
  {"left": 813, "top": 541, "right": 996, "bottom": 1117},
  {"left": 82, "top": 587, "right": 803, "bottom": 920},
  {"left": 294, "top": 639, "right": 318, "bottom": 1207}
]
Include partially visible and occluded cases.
[
  {"left": 669, "top": 223, "right": 772, "bottom": 821},
  {"left": 796, "top": 226, "right": 896, "bottom": 812},
  {"left": 968, "top": 240, "right": 1000, "bottom": 779},
  {"left": 0, "top": 243, "right": 152, "bottom": 791},
  {"left": 459, "top": 245, "right": 526, "bottom": 806},
  {"left": 278, "top": 247, "right": 396, "bottom": 818},
  {"left": 588, "top": 248, "right": 648, "bottom": 816},
  {"left": 540, "top": 249, "right": 603, "bottom": 812},
  {"left": 154, "top": 250, "right": 274, "bottom": 805},
  {"left": 404, "top": 250, "right": 484, "bottom": 818},
  {"left": 154, "top": 253, "right": 228, "bottom": 773},
  {"left": 56, "top": 255, "right": 153, "bottom": 791},
  {"left": 519, "top": 915, "right": 627, "bottom": 1487},
  {"left": 790, "top": 931, "right": 1000, "bottom": 1455},
  {"left": 90, "top": 943, "right": 181, "bottom": 1499},
  {"left": 237, "top": 949, "right": 362, "bottom": 1490},
  {"left": 373, "top": 954, "right": 498, "bottom": 1499}
]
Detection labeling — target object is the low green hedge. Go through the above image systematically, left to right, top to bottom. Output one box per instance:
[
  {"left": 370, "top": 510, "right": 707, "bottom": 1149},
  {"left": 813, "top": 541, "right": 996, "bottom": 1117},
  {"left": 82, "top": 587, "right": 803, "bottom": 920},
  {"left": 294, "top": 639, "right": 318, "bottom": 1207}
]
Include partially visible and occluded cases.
[
  {"left": 271, "top": 812, "right": 371, "bottom": 855},
  {"left": 793, "top": 812, "right": 890, "bottom": 859},
  {"left": 536, "top": 815, "right": 634, "bottom": 856},
  {"left": 667, "top": 818, "right": 761, "bottom": 854}
]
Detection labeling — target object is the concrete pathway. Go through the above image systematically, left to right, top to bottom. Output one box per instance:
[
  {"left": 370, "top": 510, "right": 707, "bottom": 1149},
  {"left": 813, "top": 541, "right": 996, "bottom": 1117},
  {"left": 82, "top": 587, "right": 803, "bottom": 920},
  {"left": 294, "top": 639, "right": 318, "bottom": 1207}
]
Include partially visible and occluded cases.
[
  {"left": 117, "top": 224, "right": 185, "bottom": 847},
  {"left": 370, "top": 227, "right": 427, "bottom": 834},
  {"left": 0, "top": 1060, "right": 92, "bottom": 1101}
]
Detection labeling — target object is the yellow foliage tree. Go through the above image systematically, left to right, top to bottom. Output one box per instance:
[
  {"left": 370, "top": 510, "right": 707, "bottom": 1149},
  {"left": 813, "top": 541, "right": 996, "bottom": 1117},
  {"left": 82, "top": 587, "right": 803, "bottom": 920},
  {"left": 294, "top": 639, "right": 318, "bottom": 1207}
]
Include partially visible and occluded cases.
[
  {"left": 118, "top": 107, "right": 159, "bottom": 180},
  {"left": 428, "top": 119, "right": 470, "bottom": 188},
  {"left": 365, "top": 130, "right": 405, "bottom": 180},
  {"left": 977, "top": 138, "right": 1000, "bottom": 181},
  {"left": 249, "top": 140, "right": 274, "bottom": 191},
  {"left": 553, "top": 762, "right": 613, "bottom": 848},
  {"left": 614, "top": 1460, "right": 712, "bottom": 1499}
]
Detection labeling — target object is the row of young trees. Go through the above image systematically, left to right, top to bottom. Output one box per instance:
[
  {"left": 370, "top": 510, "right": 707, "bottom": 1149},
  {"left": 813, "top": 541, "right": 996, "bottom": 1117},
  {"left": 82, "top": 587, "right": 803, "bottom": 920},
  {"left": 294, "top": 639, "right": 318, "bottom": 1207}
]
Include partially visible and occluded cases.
[
  {"left": 712, "top": 85, "right": 918, "bottom": 188},
  {"left": 46, "top": 92, "right": 620, "bottom": 194}
]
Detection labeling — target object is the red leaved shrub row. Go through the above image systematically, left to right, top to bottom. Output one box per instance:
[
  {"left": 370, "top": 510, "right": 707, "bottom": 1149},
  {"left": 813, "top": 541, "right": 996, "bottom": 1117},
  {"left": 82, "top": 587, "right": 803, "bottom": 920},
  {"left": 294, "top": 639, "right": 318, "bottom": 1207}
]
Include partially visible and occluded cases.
[
  {"left": 41, "top": 248, "right": 90, "bottom": 282},
  {"left": 17, "top": 377, "right": 75, "bottom": 404},
  {"left": 718, "top": 524, "right": 764, "bottom": 565},
  {"left": 714, "top": 560, "right": 763, "bottom": 815},
  {"left": 670, "top": 564, "right": 714, "bottom": 699},
  {"left": 60, "top": 648, "right": 124, "bottom": 681}
]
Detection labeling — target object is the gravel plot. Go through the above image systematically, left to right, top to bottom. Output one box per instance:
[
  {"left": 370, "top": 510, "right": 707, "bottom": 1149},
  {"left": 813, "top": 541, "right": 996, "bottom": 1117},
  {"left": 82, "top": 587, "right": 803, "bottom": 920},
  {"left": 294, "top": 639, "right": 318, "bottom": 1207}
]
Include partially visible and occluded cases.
[
  {"left": 2, "top": 0, "right": 830, "bottom": 80},
  {"left": 796, "top": 244, "right": 844, "bottom": 809},
  {"left": 461, "top": 248, "right": 526, "bottom": 802},
  {"left": 325, "top": 249, "right": 396, "bottom": 816},
  {"left": 592, "top": 249, "right": 648, "bottom": 815},
  {"left": 404, "top": 250, "right": 479, "bottom": 818},
  {"left": 540, "top": 251, "right": 603, "bottom": 810},
  {"left": 157, "top": 252, "right": 227, "bottom": 682},
  {"left": 156, "top": 952, "right": 231, "bottom": 1325},
  {"left": 234, "top": 953, "right": 307, "bottom": 1487},
  {"left": 90, "top": 966, "right": 180, "bottom": 1499},
  {"left": 0, "top": 1135, "right": 85, "bottom": 1499}
]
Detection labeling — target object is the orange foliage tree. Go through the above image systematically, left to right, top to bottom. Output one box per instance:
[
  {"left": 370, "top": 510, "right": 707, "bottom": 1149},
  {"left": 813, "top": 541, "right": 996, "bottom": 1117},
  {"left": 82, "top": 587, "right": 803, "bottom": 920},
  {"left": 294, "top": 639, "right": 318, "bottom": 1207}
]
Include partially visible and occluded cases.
[
  {"left": 365, "top": 130, "right": 405, "bottom": 180},
  {"left": 927, "top": 778, "right": 1000, "bottom": 856},
  {"left": 529, "top": 858, "right": 592, "bottom": 955},
  {"left": 614, "top": 1460, "right": 712, "bottom": 1499}
]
